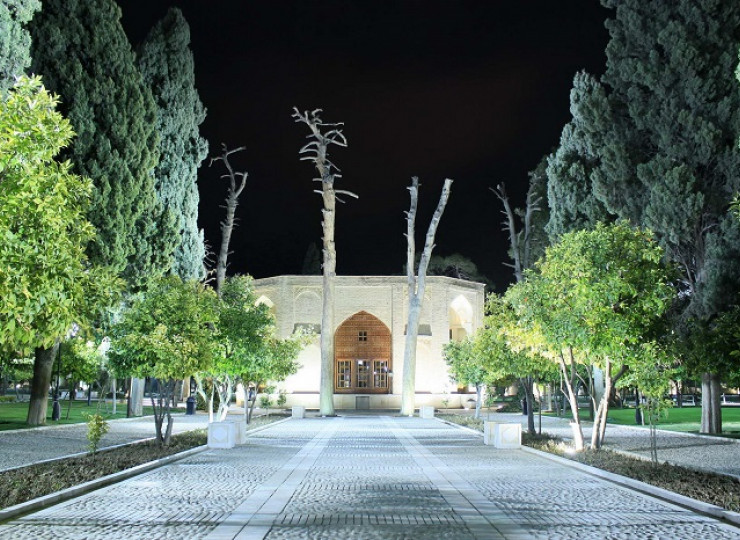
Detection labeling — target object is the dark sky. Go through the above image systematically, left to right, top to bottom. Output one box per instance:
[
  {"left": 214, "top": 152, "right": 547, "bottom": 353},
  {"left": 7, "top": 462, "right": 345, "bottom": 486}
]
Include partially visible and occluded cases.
[{"left": 118, "top": 0, "right": 610, "bottom": 292}]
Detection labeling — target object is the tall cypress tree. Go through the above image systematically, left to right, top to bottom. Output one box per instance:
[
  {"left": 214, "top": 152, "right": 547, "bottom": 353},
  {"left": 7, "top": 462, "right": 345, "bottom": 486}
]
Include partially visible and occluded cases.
[
  {"left": 0, "top": 0, "right": 40, "bottom": 93},
  {"left": 30, "top": 0, "right": 174, "bottom": 288},
  {"left": 548, "top": 0, "right": 740, "bottom": 433},
  {"left": 592, "top": 0, "right": 740, "bottom": 322},
  {"left": 138, "top": 8, "right": 209, "bottom": 281},
  {"left": 546, "top": 71, "right": 610, "bottom": 239}
]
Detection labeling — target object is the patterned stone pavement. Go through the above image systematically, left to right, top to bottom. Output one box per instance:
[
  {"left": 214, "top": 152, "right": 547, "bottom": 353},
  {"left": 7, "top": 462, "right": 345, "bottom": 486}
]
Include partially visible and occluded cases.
[
  {"left": 0, "top": 412, "right": 210, "bottom": 472},
  {"left": 1, "top": 416, "right": 739, "bottom": 539}
]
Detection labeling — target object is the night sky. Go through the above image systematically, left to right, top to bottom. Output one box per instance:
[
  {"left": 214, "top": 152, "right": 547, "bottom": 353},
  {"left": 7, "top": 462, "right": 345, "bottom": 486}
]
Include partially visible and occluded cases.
[{"left": 118, "top": 1, "right": 610, "bottom": 292}]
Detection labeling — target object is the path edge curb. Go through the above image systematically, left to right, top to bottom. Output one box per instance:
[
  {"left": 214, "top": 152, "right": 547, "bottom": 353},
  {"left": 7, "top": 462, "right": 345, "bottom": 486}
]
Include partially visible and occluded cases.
[
  {"left": 0, "top": 416, "right": 290, "bottom": 524},
  {"left": 436, "top": 416, "right": 740, "bottom": 528},
  {"left": 0, "top": 444, "right": 207, "bottom": 524},
  {"left": 520, "top": 445, "right": 740, "bottom": 528}
]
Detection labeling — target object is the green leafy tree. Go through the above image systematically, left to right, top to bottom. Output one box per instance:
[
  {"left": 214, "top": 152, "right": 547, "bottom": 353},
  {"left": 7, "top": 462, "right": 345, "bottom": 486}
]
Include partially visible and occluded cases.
[
  {"left": 0, "top": 0, "right": 40, "bottom": 92},
  {"left": 30, "top": 0, "right": 176, "bottom": 287},
  {"left": 138, "top": 7, "right": 209, "bottom": 280},
  {"left": 0, "top": 76, "right": 120, "bottom": 425},
  {"left": 507, "top": 222, "right": 676, "bottom": 449},
  {"left": 301, "top": 242, "right": 321, "bottom": 275},
  {"left": 206, "top": 275, "right": 273, "bottom": 421},
  {"left": 109, "top": 276, "right": 218, "bottom": 445},
  {"left": 478, "top": 295, "right": 557, "bottom": 434},
  {"left": 444, "top": 338, "right": 491, "bottom": 420}
]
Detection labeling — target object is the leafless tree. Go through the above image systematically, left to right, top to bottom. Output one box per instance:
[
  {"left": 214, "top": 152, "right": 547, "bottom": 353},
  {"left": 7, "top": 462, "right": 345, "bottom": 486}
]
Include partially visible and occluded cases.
[
  {"left": 293, "top": 108, "right": 357, "bottom": 417},
  {"left": 210, "top": 144, "right": 248, "bottom": 296},
  {"left": 400, "top": 177, "right": 452, "bottom": 416}
]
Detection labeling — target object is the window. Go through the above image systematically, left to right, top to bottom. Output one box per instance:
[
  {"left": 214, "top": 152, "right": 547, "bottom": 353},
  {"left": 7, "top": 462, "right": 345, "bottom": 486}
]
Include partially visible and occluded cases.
[
  {"left": 358, "top": 330, "right": 368, "bottom": 342},
  {"left": 337, "top": 360, "right": 352, "bottom": 388},
  {"left": 357, "top": 360, "right": 369, "bottom": 388},
  {"left": 373, "top": 360, "right": 388, "bottom": 389}
]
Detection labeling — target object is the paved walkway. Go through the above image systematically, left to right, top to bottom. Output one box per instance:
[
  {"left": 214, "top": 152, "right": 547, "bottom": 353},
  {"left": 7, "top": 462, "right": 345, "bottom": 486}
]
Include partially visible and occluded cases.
[
  {"left": 0, "top": 412, "right": 210, "bottom": 472},
  {"left": 478, "top": 412, "right": 740, "bottom": 479},
  {"left": 1, "top": 416, "right": 739, "bottom": 539}
]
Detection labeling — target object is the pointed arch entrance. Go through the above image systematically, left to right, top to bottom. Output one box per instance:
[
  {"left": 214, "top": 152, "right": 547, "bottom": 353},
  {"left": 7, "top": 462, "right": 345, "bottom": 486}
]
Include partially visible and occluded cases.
[{"left": 334, "top": 311, "right": 391, "bottom": 394}]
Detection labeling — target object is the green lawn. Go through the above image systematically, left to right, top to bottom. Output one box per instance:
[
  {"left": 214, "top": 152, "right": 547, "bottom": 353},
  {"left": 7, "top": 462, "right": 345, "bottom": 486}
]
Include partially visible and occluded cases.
[
  {"left": 0, "top": 400, "right": 159, "bottom": 431},
  {"left": 548, "top": 406, "right": 740, "bottom": 435},
  {"left": 606, "top": 406, "right": 740, "bottom": 434}
]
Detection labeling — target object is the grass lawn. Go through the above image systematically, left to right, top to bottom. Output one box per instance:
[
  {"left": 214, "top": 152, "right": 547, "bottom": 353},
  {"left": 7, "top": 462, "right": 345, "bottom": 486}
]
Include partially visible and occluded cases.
[
  {"left": 0, "top": 400, "right": 159, "bottom": 431},
  {"left": 547, "top": 406, "right": 740, "bottom": 435},
  {"left": 606, "top": 406, "right": 740, "bottom": 435}
]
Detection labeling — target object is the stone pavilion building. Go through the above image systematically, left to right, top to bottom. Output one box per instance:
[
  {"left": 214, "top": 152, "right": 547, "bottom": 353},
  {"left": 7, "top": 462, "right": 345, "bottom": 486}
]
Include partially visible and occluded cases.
[{"left": 253, "top": 275, "right": 485, "bottom": 410}]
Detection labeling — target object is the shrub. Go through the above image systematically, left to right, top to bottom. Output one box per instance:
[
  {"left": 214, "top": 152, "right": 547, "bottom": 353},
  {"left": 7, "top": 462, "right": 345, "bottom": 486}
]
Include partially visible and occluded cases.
[
  {"left": 276, "top": 391, "right": 287, "bottom": 407},
  {"left": 259, "top": 395, "right": 272, "bottom": 409},
  {"left": 85, "top": 413, "right": 110, "bottom": 455}
]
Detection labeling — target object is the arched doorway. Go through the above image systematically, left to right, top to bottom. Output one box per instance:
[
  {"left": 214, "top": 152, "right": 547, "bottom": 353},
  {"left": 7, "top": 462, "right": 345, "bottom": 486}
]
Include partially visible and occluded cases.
[{"left": 334, "top": 311, "right": 391, "bottom": 394}]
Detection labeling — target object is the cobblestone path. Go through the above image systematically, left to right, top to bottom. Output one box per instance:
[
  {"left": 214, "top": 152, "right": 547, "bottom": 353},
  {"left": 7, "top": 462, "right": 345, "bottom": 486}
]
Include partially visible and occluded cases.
[
  {"left": 0, "top": 413, "right": 209, "bottom": 472},
  {"left": 1, "top": 416, "right": 738, "bottom": 539}
]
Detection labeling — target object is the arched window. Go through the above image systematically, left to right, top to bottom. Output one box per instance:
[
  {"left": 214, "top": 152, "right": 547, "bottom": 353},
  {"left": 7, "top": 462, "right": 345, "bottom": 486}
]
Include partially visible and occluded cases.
[{"left": 334, "top": 311, "right": 391, "bottom": 394}]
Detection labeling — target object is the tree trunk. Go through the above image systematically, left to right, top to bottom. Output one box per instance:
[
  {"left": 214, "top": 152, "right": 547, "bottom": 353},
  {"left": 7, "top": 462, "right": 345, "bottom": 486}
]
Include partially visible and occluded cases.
[
  {"left": 293, "top": 109, "right": 355, "bottom": 418},
  {"left": 210, "top": 145, "right": 248, "bottom": 296},
  {"left": 400, "top": 177, "right": 452, "bottom": 416},
  {"left": 319, "top": 184, "right": 337, "bottom": 416},
  {"left": 27, "top": 342, "right": 60, "bottom": 425},
  {"left": 559, "top": 351, "right": 584, "bottom": 451},
  {"left": 590, "top": 358, "right": 612, "bottom": 450},
  {"left": 700, "top": 372, "right": 722, "bottom": 434},
  {"left": 520, "top": 376, "right": 536, "bottom": 435},
  {"left": 129, "top": 377, "right": 144, "bottom": 416},
  {"left": 474, "top": 384, "right": 483, "bottom": 419}
]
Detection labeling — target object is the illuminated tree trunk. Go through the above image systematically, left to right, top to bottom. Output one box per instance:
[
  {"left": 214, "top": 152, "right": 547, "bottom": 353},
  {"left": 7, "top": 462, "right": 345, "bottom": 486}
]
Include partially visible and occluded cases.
[
  {"left": 293, "top": 108, "right": 355, "bottom": 417},
  {"left": 210, "top": 144, "right": 248, "bottom": 296},
  {"left": 400, "top": 177, "right": 452, "bottom": 416},
  {"left": 701, "top": 372, "right": 722, "bottom": 434}
]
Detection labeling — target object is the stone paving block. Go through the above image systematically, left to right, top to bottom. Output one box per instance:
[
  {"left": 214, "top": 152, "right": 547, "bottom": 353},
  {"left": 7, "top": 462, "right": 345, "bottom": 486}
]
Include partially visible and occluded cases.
[{"left": 2, "top": 415, "right": 740, "bottom": 540}]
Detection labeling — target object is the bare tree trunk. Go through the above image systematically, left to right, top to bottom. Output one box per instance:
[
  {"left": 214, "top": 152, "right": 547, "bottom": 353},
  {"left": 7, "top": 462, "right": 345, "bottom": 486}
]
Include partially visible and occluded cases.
[
  {"left": 293, "top": 108, "right": 355, "bottom": 417},
  {"left": 210, "top": 144, "right": 248, "bottom": 296},
  {"left": 400, "top": 177, "right": 452, "bottom": 416},
  {"left": 493, "top": 182, "right": 542, "bottom": 282},
  {"left": 319, "top": 184, "right": 337, "bottom": 416},
  {"left": 27, "top": 341, "right": 60, "bottom": 426},
  {"left": 559, "top": 350, "right": 584, "bottom": 451},
  {"left": 591, "top": 358, "right": 612, "bottom": 449},
  {"left": 700, "top": 372, "right": 722, "bottom": 434},
  {"left": 520, "top": 376, "right": 536, "bottom": 435},
  {"left": 129, "top": 377, "right": 144, "bottom": 416}
]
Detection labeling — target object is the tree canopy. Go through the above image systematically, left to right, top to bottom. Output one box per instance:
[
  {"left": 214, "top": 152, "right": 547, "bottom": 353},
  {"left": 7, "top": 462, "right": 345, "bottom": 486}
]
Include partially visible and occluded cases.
[
  {"left": 0, "top": 0, "right": 40, "bottom": 93},
  {"left": 31, "top": 0, "right": 175, "bottom": 288},
  {"left": 138, "top": 7, "right": 209, "bottom": 281}
]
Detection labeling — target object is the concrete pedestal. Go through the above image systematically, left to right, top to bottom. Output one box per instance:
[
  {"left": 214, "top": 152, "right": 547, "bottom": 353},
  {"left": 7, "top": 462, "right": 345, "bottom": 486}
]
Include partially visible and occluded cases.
[
  {"left": 292, "top": 405, "right": 306, "bottom": 418},
  {"left": 420, "top": 406, "right": 435, "bottom": 419},
  {"left": 208, "top": 421, "right": 236, "bottom": 449}
]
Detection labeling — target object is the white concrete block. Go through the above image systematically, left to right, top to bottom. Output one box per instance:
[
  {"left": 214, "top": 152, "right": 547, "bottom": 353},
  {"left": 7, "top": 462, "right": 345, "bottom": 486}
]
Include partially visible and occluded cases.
[
  {"left": 292, "top": 405, "right": 305, "bottom": 418},
  {"left": 420, "top": 406, "right": 435, "bottom": 419},
  {"left": 228, "top": 418, "right": 247, "bottom": 444},
  {"left": 208, "top": 421, "right": 236, "bottom": 449},
  {"left": 483, "top": 421, "right": 498, "bottom": 445},
  {"left": 494, "top": 423, "right": 521, "bottom": 449}
]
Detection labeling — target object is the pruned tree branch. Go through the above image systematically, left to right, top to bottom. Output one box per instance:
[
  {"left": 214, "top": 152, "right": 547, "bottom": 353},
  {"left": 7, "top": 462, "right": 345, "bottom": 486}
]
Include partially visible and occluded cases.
[{"left": 210, "top": 143, "right": 249, "bottom": 295}]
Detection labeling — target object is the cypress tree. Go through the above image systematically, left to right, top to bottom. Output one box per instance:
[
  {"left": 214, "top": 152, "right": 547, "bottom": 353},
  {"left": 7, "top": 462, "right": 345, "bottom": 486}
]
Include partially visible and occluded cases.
[
  {"left": 0, "top": 0, "right": 40, "bottom": 93},
  {"left": 30, "top": 0, "right": 175, "bottom": 287},
  {"left": 547, "top": 0, "right": 740, "bottom": 433},
  {"left": 591, "top": 0, "right": 740, "bottom": 321},
  {"left": 138, "top": 8, "right": 209, "bottom": 280},
  {"left": 546, "top": 71, "right": 610, "bottom": 239}
]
